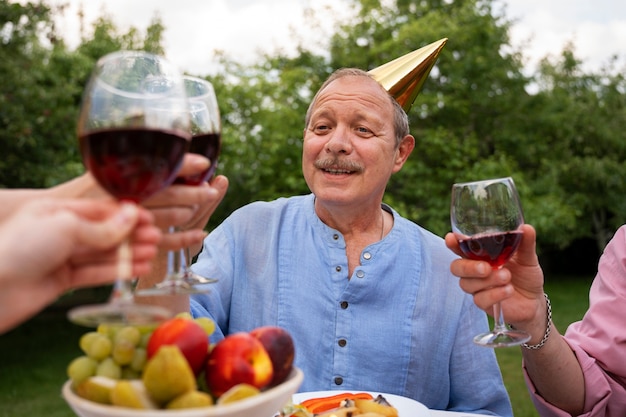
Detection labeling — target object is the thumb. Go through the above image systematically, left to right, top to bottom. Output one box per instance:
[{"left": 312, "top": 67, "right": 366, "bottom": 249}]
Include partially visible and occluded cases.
[
  {"left": 74, "top": 202, "right": 140, "bottom": 249},
  {"left": 515, "top": 224, "right": 539, "bottom": 265}
]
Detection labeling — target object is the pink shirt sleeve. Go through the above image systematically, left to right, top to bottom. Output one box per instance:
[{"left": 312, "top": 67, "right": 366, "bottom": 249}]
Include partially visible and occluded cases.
[{"left": 524, "top": 225, "right": 626, "bottom": 416}]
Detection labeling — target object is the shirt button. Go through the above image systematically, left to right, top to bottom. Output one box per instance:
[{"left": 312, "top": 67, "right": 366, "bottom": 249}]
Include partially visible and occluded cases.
[
  {"left": 333, "top": 234, "right": 339, "bottom": 240},
  {"left": 363, "top": 252, "right": 372, "bottom": 260},
  {"left": 335, "top": 265, "right": 342, "bottom": 272},
  {"left": 356, "top": 270, "right": 365, "bottom": 278},
  {"left": 340, "top": 301, "right": 348, "bottom": 309},
  {"left": 338, "top": 339, "right": 347, "bottom": 347},
  {"left": 334, "top": 377, "right": 343, "bottom": 386}
]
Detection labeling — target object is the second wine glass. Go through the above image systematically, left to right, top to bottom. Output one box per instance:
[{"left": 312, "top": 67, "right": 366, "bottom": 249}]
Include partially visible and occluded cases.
[
  {"left": 137, "top": 76, "right": 221, "bottom": 295},
  {"left": 450, "top": 177, "right": 531, "bottom": 347}
]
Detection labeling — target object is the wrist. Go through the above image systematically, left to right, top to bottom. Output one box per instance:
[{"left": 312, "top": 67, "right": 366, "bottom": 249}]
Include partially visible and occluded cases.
[{"left": 522, "top": 293, "right": 552, "bottom": 350}]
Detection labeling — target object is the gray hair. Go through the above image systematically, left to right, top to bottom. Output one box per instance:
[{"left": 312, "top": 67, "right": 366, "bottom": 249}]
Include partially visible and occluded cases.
[{"left": 304, "top": 68, "right": 409, "bottom": 148}]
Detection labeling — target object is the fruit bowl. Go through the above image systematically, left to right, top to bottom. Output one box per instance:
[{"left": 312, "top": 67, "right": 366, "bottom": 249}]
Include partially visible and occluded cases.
[{"left": 62, "top": 367, "right": 303, "bottom": 417}]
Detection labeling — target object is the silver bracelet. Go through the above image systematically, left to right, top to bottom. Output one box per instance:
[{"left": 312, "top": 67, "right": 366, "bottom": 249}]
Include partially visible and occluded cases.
[{"left": 522, "top": 293, "right": 552, "bottom": 350}]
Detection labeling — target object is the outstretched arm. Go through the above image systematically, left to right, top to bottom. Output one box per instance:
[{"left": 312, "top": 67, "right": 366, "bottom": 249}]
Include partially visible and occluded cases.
[{"left": 445, "top": 224, "right": 585, "bottom": 414}]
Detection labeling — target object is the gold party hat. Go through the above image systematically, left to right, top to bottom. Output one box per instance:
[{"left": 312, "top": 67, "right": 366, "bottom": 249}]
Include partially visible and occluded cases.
[{"left": 368, "top": 38, "right": 447, "bottom": 112}]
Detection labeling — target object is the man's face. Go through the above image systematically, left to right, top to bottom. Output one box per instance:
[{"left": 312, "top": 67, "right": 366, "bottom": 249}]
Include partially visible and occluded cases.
[{"left": 302, "top": 75, "right": 411, "bottom": 209}]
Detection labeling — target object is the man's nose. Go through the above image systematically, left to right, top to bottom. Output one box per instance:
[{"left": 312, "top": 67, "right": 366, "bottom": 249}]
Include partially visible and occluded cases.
[{"left": 325, "top": 126, "right": 352, "bottom": 154}]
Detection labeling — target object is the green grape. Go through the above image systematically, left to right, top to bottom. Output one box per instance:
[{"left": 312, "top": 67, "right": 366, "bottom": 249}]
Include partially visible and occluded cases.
[
  {"left": 176, "top": 312, "right": 193, "bottom": 320},
  {"left": 194, "top": 317, "right": 216, "bottom": 336},
  {"left": 96, "top": 323, "right": 119, "bottom": 338},
  {"left": 114, "top": 326, "right": 141, "bottom": 347},
  {"left": 139, "top": 331, "right": 152, "bottom": 348},
  {"left": 79, "top": 332, "right": 101, "bottom": 355},
  {"left": 87, "top": 334, "right": 112, "bottom": 361},
  {"left": 112, "top": 339, "right": 135, "bottom": 366},
  {"left": 129, "top": 347, "right": 147, "bottom": 372},
  {"left": 67, "top": 356, "right": 98, "bottom": 384},
  {"left": 96, "top": 357, "right": 122, "bottom": 379},
  {"left": 120, "top": 367, "right": 141, "bottom": 380}
]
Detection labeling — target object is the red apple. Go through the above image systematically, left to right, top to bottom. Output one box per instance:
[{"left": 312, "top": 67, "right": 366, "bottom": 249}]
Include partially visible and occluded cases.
[
  {"left": 146, "top": 317, "right": 209, "bottom": 375},
  {"left": 249, "top": 326, "right": 295, "bottom": 387},
  {"left": 205, "top": 332, "right": 274, "bottom": 397}
]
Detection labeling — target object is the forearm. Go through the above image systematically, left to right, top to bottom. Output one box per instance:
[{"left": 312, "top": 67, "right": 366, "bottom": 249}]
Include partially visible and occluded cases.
[{"left": 522, "top": 320, "right": 585, "bottom": 414}]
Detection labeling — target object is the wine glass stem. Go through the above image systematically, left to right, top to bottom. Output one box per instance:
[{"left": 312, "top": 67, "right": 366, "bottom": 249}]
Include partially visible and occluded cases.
[
  {"left": 164, "top": 226, "right": 184, "bottom": 281},
  {"left": 109, "top": 239, "right": 134, "bottom": 304},
  {"left": 492, "top": 302, "right": 508, "bottom": 333}
]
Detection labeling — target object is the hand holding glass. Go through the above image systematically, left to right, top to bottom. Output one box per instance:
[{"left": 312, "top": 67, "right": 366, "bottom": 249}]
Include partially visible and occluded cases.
[
  {"left": 67, "top": 51, "right": 191, "bottom": 326},
  {"left": 137, "top": 76, "right": 221, "bottom": 295},
  {"left": 450, "top": 177, "right": 530, "bottom": 347}
]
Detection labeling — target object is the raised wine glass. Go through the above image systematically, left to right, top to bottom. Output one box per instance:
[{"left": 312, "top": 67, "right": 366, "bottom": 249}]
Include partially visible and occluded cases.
[
  {"left": 67, "top": 51, "right": 191, "bottom": 327},
  {"left": 137, "top": 76, "right": 221, "bottom": 295},
  {"left": 450, "top": 177, "right": 531, "bottom": 347}
]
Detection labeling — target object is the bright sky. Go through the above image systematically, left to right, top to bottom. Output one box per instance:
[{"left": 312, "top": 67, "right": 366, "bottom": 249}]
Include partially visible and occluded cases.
[{"left": 44, "top": 0, "right": 626, "bottom": 76}]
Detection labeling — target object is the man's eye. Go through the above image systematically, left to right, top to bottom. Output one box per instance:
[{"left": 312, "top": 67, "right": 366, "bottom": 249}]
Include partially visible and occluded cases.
[{"left": 314, "top": 125, "right": 329, "bottom": 132}]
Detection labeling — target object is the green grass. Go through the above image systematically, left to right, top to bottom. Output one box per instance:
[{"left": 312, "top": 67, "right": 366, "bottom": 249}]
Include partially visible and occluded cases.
[{"left": 0, "top": 278, "right": 592, "bottom": 417}]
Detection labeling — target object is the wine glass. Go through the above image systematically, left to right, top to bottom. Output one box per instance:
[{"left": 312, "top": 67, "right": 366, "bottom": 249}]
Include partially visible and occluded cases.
[
  {"left": 67, "top": 51, "right": 192, "bottom": 327},
  {"left": 137, "top": 75, "right": 221, "bottom": 295},
  {"left": 450, "top": 177, "right": 531, "bottom": 347}
]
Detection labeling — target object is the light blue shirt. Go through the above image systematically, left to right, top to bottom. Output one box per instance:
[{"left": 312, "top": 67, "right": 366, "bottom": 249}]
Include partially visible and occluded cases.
[{"left": 190, "top": 194, "right": 512, "bottom": 416}]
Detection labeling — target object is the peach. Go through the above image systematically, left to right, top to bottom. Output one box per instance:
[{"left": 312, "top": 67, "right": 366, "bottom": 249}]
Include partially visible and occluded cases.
[
  {"left": 146, "top": 317, "right": 208, "bottom": 375},
  {"left": 250, "top": 326, "right": 295, "bottom": 386},
  {"left": 205, "top": 332, "right": 273, "bottom": 397}
]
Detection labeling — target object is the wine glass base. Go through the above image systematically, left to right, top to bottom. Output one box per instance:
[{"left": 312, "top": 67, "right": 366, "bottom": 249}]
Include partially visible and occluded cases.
[
  {"left": 182, "top": 271, "right": 218, "bottom": 285},
  {"left": 136, "top": 279, "right": 211, "bottom": 296},
  {"left": 67, "top": 302, "right": 172, "bottom": 327},
  {"left": 473, "top": 329, "right": 531, "bottom": 348}
]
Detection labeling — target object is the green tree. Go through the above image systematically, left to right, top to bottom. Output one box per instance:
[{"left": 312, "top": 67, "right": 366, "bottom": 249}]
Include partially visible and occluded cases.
[
  {"left": 0, "top": 0, "right": 169, "bottom": 189},
  {"left": 517, "top": 46, "right": 626, "bottom": 252}
]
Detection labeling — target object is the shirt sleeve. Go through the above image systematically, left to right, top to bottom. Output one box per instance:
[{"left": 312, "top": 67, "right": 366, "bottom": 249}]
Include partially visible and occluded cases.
[
  {"left": 524, "top": 225, "right": 626, "bottom": 417},
  {"left": 524, "top": 341, "right": 614, "bottom": 417}
]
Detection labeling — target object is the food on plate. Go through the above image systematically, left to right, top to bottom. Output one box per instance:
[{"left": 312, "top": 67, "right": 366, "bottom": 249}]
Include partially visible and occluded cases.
[
  {"left": 65, "top": 314, "right": 297, "bottom": 410},
  {"left": 146, "top": 315, "right": 209, "bottom": 375},
  {"left": 250, "top": 325, "right": 296, "bottom": 387},
  {"left": 205, "top": 332, "right": 274, "bottom": 397},
  {"left": 142, "top": 345, "right": 197, "bottom": 405},
  {"left": 74, "top": 375, "right": 116, "bottom": 404},
  {"left": 110, "top": 379, "right": 158, "bottom": 409},
  {"left": 216, "top": 383, "right": 261, "bottom": 405},
  {"left": 166, "top": 390, "right": 214, "bottom": 409},
  {"left": 300, "top": 392, "right": 374, "bottom": 414},
  {"left": 281, "top": 393, "right": 399, "bottom": 417}
]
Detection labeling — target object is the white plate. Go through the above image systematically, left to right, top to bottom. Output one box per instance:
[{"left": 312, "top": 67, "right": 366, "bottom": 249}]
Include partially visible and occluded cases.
[{"left": 292, "top": 391, "right": 430, "bottom": 417}]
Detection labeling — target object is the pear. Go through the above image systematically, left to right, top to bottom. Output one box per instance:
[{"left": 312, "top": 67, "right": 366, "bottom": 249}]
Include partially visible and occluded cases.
[
  {"left": 142, "top": 345, "right": 197, "bottom": 405},
  {"left": 74, "top": 376, "right": 116, "bottom": 404},
  {"left": 111, "top": 380, "right": 158, "bottom": 409},
  {"left": 166, "top": 390, "right": 214, "bottom": 409}
]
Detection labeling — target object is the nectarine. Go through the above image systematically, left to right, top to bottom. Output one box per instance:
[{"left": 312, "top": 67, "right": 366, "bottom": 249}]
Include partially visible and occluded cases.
[
  {"left": 146, "top": 317, "right": 208, "bottom": 375},
  {"left": 250, "top": 326, "right": 295, "bottom": 386},
  {"left": 205, "top": 332, "right": 273, "bottom": 397}
]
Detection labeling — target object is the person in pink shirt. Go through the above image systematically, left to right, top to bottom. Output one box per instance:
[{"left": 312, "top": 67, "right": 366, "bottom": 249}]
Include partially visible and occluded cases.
[{"left": 445, "top": 223, "right": 626, "bottom": 416}]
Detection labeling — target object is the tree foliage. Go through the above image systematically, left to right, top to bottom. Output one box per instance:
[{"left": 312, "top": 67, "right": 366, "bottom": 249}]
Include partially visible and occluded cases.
[{"left": 2, "top": 0, "right": 626, "bottom": 265}]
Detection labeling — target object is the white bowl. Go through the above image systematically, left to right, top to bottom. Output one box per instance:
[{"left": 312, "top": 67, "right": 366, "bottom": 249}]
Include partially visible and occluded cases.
[{"left": 62, "top": 367, "right": 303, "bottom": 417}]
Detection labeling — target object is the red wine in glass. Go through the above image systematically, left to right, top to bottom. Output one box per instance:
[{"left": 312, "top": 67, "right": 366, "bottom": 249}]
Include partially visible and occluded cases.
[
  {"left": 67, "top": 51, "right": 192, "bottom": 327},
  {"left": 138, "top": 76, "right": 220, "bottom": 296},
  {"left": 81, "top": 127, "right": 189, "bottom": 201},
  {"left": 174, "top": 132, "right": 221, "bottom": 185},
  {"left": 451, "top": 177, "right": 530, "bottom": 347},
  {"left": 458, "top": 230, "right": 523, "bottom": 269}
]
